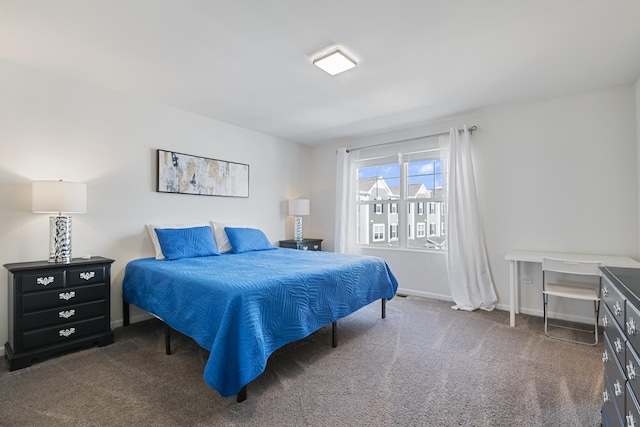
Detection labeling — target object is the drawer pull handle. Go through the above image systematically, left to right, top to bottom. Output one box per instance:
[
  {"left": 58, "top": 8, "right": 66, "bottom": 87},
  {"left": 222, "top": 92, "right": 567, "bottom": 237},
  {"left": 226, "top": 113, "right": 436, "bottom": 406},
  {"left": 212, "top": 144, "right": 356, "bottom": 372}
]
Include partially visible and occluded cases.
[
  {"left": 314, "top": 245, "right": 319, "bottom": 250},
  {"left": 302, "top": 246, "right": 308, "bottom": 250},
  {"left": 79, "top": 271, "right": 95, "bottom": 281},
  {"left": 36, "top": 276, "right": 55, "bottom": 286},
  {"left": 602, "top": 287, "right": 609, "bottom": 297},
  {"left": 59, "top": 291, "right": 76, "bottom": 301},
  {"left": 614, "top": 301, "right": 623, "bottom": 316},
  {"left": 59, "top": 309, "right": 76, "bottom": 319},
  {"left": 602, "top": 316, "right": 609, "bottom": 327},
  {"left": 629, "top": 318, "right": 637, "bottom": 335},
  {"left": 59, "top": 327, "right": 76, "bottom": 338},
  {"left": 615, "top": 337, "right": 623, "bottom": 353},
  {"left": 603, "top": 350, "right": 609, "bottom": 363},
  {"left": 628, "top": 361, "right": 637, "bottom": 379},
  {"left": 614, "top": 380, "right": 623, "bottom": 396},
  {"left": 603, "top": 389, "right": 610, "bottom": 403},
  {"left": 628, "top": 413, "right": 636, "bottom": 427}
]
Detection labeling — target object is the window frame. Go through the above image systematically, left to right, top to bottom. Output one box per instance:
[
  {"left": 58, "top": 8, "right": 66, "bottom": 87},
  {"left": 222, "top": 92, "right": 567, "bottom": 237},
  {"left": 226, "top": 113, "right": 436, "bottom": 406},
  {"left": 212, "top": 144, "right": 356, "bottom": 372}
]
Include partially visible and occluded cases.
[{"left": 353, "top": 139, "right": 447, "bottom": 252}]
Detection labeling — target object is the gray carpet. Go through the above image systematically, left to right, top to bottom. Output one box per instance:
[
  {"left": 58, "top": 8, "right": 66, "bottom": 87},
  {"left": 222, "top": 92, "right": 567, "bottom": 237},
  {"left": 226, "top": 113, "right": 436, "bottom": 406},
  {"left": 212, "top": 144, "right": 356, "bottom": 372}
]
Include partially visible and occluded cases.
[{"left": 0, "top": 296, "right": 603, "bottom": 426}]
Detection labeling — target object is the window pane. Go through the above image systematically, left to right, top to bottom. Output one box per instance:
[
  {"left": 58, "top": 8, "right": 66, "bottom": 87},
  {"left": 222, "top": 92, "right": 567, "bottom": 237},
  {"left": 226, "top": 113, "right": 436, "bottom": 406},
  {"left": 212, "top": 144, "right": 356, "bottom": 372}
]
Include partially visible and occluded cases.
[
  {"left": 407, "top": 159, "right": 441, "bottom": 200},
  {"left": 357, "top": 162, "right": 400, "bottom": 201},
  {"left": 356, "top": 201, "right": 399, "bottom": 247},
  {"left": 407, "top": 201, "right": 446, "bottom": 250}
]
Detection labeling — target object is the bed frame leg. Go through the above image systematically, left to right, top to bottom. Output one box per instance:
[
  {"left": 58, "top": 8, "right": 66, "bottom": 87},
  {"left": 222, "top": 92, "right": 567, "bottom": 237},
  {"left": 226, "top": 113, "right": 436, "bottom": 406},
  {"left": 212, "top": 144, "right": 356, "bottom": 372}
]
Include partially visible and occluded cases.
[
  {"left": 123, "top": 298, "right": 130, "bottom": 327},
  {"left": 382, "top": 298, "right": 386, "bottom": 319},
  {"left": 332, "top": 321, "right": 337, "bottom": 348},
  {"left": 165, "top": 323, "right": 171, "bottom": 355},
  {"left": 237, "top": 386, "right": 247, "bottom": 403}
]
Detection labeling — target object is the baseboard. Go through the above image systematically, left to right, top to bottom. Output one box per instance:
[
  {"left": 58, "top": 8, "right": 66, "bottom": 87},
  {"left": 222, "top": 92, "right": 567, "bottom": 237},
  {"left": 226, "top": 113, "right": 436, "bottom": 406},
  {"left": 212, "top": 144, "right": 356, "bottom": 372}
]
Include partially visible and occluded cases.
[
  {"left": 395, "top": 288, "right": 454, "bottom": 302},
  {"left": 395, "top": 290, "right": 596, "bottom": 325},
  {"left": 111, "top": 312, "right": 154, "bottom": 329}
]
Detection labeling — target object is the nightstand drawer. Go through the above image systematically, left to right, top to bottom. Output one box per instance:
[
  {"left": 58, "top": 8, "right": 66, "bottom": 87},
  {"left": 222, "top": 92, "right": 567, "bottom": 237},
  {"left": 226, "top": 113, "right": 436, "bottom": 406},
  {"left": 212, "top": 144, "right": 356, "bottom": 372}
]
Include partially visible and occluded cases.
[
  {"left": 279, "top": 239, "right": 323, "bottom": 251},
  {"left": 68, "top": 266, "right": 105, "bottom": 286},
  {"left": 22, "top": 271, "right": 65, "bottom": 293},
  {"left": 23, "top": 283, "right": 106, "bottom": 312},
  {"left": 22, "top": 300, "right": 106, "bottom": 330},
  {"left": 22, "top": 316, "right": 106, "bottom": 350}
]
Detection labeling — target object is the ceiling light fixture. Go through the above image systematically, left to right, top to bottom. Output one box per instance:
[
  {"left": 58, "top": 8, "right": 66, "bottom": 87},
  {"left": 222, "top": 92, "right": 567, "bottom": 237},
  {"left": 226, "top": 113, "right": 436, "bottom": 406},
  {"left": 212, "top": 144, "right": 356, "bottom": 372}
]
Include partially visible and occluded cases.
[{"left": 313, "top": 48, "right": 357, "bottom": 76}]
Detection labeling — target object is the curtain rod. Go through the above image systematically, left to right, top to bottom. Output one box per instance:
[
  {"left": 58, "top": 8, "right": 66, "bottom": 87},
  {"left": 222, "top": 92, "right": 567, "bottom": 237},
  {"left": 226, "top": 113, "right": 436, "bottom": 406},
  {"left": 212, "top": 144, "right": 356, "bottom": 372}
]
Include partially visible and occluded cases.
[{"left": 345, "top": 125, "right": 477, "bottom": 153}]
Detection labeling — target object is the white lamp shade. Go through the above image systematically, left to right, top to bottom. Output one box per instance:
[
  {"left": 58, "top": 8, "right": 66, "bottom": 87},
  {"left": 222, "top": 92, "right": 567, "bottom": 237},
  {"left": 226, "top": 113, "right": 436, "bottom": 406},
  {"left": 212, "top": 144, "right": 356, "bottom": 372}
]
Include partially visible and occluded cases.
[
  {"left": 32, "top": 180, "right": 87, "bottom": 214},
  {"left": 288, "top": 199, "right": 310, "bottom": 216}
]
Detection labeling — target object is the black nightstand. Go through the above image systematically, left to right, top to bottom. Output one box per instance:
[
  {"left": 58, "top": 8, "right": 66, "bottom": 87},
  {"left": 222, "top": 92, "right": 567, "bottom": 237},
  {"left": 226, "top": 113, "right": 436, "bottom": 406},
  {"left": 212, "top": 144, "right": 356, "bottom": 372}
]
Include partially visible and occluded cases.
[
  {"left": 279, "top": 238, "right": 323, "bottom": 251},
  {"left": 4, "top": 256, "right": 115, "bottom": 370}
]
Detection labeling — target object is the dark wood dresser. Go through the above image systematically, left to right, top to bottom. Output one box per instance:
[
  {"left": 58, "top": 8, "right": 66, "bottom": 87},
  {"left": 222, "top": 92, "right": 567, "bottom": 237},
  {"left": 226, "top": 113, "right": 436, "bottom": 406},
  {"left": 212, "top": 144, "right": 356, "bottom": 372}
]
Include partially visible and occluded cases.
[
  {"left": 279, "top": 238, "right": 323, "bottom": 251},
  {"left": 4, "top": 256, "right": 115, "bottom": 370},
  {"left": 601, "top": 266, "right": 640, "bottom": 426}
]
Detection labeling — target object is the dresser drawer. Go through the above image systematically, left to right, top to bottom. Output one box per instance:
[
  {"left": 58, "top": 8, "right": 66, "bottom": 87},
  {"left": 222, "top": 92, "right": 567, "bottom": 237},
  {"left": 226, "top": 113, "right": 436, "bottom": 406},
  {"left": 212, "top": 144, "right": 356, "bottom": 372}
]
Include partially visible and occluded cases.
[
  {"left": 67, "top": 266, "right": 105, "bottom": 286},
  {"left": 21, "top": 271, "right": 65, "bottom": 293},
  {"left": 602, "top": 275, "right": 626, "bottom": 328},
  {"left": 22, "top": 283, "right": 106, "bottom": 312},
  {"left": 22, "top": 300, "right": 106, "bottom": 330},
  {"left": 627, "top": 302, "right": 640, "bottom": 353},
  {"left": 604, "top": 305, "right": 627, "bottom": 367},
  {"left": 22, "top": 316, "right": 107, "bottom": 350},
  {"left": 605, "top": 333, "right": 627, "bottom": 413},
  {"left": 627, "top": 343, "right": 640, "bottom": 398},
  {"left": 604, "top": 373, "right": 624, "bottom": 427},
  {"left": 627, "top": 383, "right": 640, "bottom": 427}
]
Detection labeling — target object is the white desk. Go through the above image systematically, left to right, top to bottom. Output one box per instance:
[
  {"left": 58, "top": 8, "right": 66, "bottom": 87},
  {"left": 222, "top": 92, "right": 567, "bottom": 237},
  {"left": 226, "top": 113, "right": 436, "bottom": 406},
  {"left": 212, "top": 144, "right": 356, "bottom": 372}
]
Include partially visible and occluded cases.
[{"left": 505, "top": 250, "right": 640, "bottom": 327}]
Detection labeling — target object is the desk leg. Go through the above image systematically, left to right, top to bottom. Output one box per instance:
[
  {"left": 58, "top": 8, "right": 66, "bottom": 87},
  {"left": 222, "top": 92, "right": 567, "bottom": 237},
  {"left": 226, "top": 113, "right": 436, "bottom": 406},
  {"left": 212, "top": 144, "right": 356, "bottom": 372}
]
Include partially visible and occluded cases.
[{"left": 509, "top": 260, "right": 518, "bottom": 327}]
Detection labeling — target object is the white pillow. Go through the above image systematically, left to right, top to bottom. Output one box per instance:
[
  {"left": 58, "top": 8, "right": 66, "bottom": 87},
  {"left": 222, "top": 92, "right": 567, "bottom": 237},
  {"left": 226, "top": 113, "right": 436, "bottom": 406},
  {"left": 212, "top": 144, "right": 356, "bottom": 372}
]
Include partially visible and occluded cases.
[
  {"left": 210, "top": 221, "right": 254, "bottom": 253},
  {"left": 146, "top": 223, "right": 211, "bottom": 260}
]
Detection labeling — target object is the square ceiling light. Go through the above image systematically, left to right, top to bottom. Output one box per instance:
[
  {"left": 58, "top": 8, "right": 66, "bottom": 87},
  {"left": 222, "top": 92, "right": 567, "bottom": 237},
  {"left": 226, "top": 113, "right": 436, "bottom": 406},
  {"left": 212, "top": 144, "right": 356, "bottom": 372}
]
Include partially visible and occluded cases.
[{"left": 313, "top": 49, "right": 357, "bottom": 76}]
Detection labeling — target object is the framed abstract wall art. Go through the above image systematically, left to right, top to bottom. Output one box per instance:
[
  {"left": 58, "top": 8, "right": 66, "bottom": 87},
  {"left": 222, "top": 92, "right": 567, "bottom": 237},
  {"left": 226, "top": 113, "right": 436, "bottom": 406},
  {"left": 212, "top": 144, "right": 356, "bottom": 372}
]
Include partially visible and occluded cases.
[{"left": 157, "top": 149, "right": 249, "bottom": 198}]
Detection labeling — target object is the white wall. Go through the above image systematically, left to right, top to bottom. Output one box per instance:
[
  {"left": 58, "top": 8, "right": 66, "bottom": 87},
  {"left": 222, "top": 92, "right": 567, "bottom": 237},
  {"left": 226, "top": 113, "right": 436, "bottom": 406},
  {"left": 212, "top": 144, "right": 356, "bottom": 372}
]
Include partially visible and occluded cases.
[
  {"left": 0, "top": 60, "right": 312, "bottom": 354},
  {"left": 637, "top": 77, "right": 640, "bottom": 256},
  {"left": 310, "top": 85, "right": 639, "bottom": 321}
]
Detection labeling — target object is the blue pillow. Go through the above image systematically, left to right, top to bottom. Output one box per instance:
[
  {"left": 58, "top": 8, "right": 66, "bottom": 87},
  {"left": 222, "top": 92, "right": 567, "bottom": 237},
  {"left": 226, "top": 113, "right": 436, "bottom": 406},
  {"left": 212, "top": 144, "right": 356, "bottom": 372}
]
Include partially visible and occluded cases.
[
  {"left": 154, "top": 226, "right": 220, "bottom": 260},
  {"left": 224, "top": 227, "right": 276, "bottom": 253}
]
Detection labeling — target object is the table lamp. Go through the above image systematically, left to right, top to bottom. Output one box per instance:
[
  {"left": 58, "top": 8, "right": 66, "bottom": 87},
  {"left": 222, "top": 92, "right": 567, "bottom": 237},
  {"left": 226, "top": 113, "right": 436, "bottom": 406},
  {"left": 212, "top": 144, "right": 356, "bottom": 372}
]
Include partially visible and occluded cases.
[
  {"left": 32, "top": 180, "right": 87, "bottom": 263},
  {"left": 288, "top": 199, "right": 310, "bottom": 241}
]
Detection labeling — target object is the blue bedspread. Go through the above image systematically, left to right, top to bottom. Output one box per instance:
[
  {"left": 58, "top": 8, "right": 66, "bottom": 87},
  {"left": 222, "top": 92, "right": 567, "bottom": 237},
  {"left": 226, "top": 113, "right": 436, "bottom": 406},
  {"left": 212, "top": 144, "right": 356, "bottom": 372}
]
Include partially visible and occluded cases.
[{"left": 122, "top": 248, "right": 398, "bottom": 397}]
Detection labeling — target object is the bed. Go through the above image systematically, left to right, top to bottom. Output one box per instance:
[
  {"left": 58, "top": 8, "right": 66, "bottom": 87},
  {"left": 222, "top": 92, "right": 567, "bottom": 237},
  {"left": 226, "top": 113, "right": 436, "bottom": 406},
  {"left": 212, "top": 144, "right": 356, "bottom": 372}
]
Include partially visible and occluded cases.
[{"left": 122, "top": 229, "right": 398, "bottom": 401}]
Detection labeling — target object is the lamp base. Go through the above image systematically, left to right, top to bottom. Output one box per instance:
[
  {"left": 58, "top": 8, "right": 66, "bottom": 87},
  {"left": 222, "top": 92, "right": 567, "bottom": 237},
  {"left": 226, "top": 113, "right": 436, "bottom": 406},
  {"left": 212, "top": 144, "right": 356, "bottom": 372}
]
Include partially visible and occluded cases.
[
  {"left": 49, "top": 216, "right": 72, "bottom": 263},
  {"left": 294, "top": 216, "right": 304, "bottom": 241}
]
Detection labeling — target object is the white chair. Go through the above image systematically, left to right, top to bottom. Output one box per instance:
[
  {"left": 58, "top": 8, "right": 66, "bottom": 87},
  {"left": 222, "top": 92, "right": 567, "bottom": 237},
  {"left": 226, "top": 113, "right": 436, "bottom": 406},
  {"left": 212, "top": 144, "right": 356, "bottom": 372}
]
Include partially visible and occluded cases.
[{"left": 542, "top": 258, "right": 602, "bottom": 346}]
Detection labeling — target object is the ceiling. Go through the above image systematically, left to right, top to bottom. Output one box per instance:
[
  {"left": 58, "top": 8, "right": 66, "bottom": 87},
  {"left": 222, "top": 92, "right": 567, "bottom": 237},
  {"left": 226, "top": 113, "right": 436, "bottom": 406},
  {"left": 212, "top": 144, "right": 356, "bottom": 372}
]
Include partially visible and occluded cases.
[{"left": 2, "top": 1, "right": 640, "bottom": 146}]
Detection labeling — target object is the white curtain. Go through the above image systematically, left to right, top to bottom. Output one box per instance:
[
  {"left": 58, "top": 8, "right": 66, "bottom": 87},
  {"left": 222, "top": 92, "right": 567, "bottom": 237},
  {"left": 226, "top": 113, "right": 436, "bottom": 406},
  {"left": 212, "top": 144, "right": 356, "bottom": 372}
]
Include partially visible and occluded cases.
[
  {"left": 441, "top": 127, "right": 497, "bottom": 311},
  {"left": 334, "top": 148, "right": 359, "bottom": 254}
]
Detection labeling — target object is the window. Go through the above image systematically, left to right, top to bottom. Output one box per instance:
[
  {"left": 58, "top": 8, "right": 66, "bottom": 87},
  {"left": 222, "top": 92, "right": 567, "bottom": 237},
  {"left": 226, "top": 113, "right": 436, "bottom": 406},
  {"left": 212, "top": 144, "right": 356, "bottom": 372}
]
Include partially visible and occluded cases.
[
  {"left": 354, "top": 137, "right": 446, "bottom": 251},
  {"left": 372, "top": 224, "right": 385, "bottom": 242},
  {"left": 389, "top": 224, "right": 398, "bottom": 240}
]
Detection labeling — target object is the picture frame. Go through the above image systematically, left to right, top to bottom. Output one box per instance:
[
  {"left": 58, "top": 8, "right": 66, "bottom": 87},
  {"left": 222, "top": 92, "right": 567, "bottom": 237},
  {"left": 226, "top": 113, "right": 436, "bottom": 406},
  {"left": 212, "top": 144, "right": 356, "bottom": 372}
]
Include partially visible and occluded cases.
[{"left": 157, "top": 149, "right": 249, "bottom": 198}]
